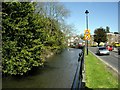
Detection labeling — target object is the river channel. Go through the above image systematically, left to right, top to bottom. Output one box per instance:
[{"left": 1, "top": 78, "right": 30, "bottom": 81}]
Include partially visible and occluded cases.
[{"left": 2, "top": 48, "right": 82, "bottom": 88}]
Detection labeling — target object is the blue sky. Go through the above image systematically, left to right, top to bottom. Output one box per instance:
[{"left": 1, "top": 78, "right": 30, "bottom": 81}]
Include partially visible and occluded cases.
[{"left": 61, "top": 2, "right": 118, "bottom": 35}]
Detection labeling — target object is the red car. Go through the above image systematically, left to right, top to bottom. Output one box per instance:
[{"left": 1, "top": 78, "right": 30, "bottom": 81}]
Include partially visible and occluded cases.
[
  {"left": 78, "top": 44, "right": 84, "bottom": 49},
  {"left": 106, "top": 45, "right": 113, "bottom": 51}
]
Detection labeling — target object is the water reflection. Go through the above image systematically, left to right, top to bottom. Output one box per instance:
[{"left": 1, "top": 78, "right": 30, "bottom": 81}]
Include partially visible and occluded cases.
[{"left": 2, "top": 48, "right": 82, "bottom": 88}]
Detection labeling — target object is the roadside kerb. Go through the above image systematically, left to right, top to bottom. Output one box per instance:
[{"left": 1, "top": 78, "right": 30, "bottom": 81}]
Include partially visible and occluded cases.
[
  {"left": 88, "top": 50, "right": 119, "bottom": 75},
  {"left": 81, "top": 59, "right": 86, "bottom": 88}
]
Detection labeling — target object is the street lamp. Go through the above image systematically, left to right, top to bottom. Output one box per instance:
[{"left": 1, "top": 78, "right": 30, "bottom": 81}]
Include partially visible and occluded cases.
[{"left": 85, "top": 10, "right": 89, "bottom": 55}]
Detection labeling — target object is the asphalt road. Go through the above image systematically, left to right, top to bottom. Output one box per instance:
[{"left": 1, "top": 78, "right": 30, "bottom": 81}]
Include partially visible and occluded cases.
[{"left": 88, "top": 47, "right": 119, "bottom": 74}]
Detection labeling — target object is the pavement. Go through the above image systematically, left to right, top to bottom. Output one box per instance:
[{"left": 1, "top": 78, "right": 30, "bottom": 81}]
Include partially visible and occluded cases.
[{"left": 112, "top": 48, "right": 118, "bottom": 53}]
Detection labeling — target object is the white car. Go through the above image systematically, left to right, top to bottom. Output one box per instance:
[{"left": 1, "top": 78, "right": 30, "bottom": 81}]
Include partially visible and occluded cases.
[{"left": 96, "top": 47, "right": 110, "bottom": 55}]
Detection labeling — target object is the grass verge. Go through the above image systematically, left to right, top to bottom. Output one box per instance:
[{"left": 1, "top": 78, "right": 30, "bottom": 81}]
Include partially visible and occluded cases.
[{"left": 85, "top": 51, "right": 118, "bottom": 88}]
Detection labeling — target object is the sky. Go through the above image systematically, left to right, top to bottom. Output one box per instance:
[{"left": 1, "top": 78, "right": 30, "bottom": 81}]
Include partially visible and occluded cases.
[
  {"left": 34, "top": 0, "right": 119, "bottom": 35},
  {"left": 61, "top": 2, "right": 118, "bottom": 35}
]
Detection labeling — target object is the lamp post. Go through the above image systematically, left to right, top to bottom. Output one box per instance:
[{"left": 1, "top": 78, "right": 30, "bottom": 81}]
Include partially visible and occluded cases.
[{"left": 85, "top": 10, "right": 89, "bottom": 55}]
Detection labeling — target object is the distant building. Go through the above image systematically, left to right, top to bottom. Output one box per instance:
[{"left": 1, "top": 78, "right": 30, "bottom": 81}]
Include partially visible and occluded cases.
[
  {"left": 90, "top": 32, "right": 120, "bottom": 46},
  {"left": 106, "top": 33, "right": 119, "bottom": 45},
  {"left": 67, "top": 35, "right": 84, "bottom": 47}
]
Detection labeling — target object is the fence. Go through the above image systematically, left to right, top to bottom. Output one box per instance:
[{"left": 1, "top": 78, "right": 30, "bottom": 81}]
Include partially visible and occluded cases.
[{"left": 71, "top": 46, "right": 85, "bottom": 89}]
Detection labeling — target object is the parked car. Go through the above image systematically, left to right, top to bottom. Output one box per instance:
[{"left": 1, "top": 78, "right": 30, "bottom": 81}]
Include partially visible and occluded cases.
[
  {"left": 78, "top": 44, "right": 84, "bottom": 49},
  {"left": 106, "top": 45, "right": 113, "bottom": 51},
  {"left": 96, "top": 47, "right": 110, "bottom": 55}
]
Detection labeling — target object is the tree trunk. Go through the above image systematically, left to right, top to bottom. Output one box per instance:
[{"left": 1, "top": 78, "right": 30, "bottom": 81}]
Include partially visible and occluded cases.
[{"left": 98, "top": 42, "right": 100, "bottom": 47}]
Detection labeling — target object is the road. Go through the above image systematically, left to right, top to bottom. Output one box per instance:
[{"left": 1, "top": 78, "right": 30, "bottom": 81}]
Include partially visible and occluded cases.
[
  {"left": 88, "top": 47, "right": 119, "bottom": 73},
  {"left": 2, "top": 48, "right": 82, "bottom": 88}
]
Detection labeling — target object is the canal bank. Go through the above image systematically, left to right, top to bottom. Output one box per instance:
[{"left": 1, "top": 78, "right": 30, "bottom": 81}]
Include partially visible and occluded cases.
[{"left": 2, "top": 48, "right": 82, "bottom": 88}]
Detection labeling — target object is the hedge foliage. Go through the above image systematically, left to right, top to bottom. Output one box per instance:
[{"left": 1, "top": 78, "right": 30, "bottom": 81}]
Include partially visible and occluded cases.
[{"left": 2, "top": 2, "right": 66, "bottom": 75}]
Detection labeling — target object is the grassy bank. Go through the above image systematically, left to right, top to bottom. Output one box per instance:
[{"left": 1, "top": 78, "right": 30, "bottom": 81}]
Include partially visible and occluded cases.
[{"left": 85, "top": 51, "right": 118, "bottom": 88}]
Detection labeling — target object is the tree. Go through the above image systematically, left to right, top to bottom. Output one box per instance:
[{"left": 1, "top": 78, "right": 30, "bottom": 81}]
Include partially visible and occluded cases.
[
  {"left": 2, "top": 2, "right": 69, "bottom": 75},
  {"left": 2, "top": 2, "right": 45, "bottom": 75},
  {"left": 35, "top": 2, "right": 70, "bottom": 49},
  {"left": 36, "top": 2, "right": 70, "bottom": 22},
  {"left": 106, "top": 26, "right": 110, "bottom": 33},
  {"left": 94, "top": 27, "right": 107, "bottom": 46},
  {"left": 80, "top": 34, "right": 84, "bottom": 40}
]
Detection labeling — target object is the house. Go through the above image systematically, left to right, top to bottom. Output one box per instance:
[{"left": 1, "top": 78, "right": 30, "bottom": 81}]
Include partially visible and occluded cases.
[
  {"left": 90, "top": 32, "right": 120, "bottom": 46},
  {"left": 106, "top": 33, "right": 119, "bottom": 45},
  {"left": 67, "top": 35, "right": 82, "bottom": 47}
]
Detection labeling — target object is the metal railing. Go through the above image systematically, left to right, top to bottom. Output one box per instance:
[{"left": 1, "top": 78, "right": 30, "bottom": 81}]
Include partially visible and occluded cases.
[{"left": 71, "top": 46, "right": 85, "bottom": 89}]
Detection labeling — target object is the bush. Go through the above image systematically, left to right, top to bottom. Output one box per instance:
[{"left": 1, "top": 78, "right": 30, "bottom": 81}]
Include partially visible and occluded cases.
[{"left": 2, "top": 2, "right": 66, "bottom": 75}]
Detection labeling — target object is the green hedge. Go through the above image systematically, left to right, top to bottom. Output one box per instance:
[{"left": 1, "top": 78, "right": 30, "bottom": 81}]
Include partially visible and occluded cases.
[{"left": 2, "top": 2, "right": 66, "bottom": 75}]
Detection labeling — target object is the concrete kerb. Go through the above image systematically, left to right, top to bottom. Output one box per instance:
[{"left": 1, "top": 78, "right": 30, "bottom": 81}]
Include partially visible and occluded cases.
[
  {"left": 88, "top": 50, "right": 119, "bottom": 76},
  {"left": 81, "top": 56, "right": 86, "bottom": 88}
]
